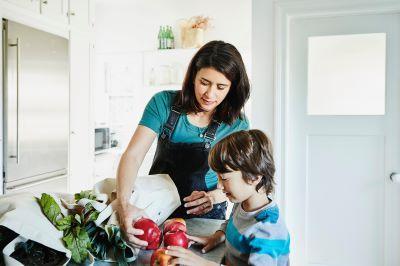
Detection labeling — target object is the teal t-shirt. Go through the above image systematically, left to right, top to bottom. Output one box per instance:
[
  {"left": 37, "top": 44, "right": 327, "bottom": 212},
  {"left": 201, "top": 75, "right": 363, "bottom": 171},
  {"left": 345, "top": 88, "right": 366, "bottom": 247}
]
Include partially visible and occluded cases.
[{"left": 139, "top": 90, "right": 250, "bottom": 189}]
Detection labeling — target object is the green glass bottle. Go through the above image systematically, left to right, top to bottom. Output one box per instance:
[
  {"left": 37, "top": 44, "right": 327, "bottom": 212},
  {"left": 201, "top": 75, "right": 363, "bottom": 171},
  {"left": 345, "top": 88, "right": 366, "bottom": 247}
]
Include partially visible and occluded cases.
[
  {"left": 157, "top": 26, "right": 163, "bottom": 49},
  {"left": 169, "top": 26, "right": 175, "bottom": 49}
]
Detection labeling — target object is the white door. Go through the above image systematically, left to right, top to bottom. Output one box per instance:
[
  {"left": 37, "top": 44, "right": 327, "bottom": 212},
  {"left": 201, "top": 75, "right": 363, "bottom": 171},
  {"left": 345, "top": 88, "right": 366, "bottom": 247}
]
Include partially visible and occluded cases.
[{"left": 286, "top": 13, "right": 400, "bottom": 266}]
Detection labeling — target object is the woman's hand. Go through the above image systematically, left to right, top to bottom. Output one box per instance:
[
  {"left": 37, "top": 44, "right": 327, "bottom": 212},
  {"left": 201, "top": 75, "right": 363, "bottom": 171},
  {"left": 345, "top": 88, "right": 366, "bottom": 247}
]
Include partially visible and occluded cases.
[
  {"left": 183, "top": 191, "right": 214, "bottom": 215},
  {"left": 116, "top": 200, "right": 149, "bottom": 248},
  {"left": 187, "top": 231, "right": 226, "bottom": 253},
  {"left": 166, "top": 246, "right": 219, "bottom": 266}
]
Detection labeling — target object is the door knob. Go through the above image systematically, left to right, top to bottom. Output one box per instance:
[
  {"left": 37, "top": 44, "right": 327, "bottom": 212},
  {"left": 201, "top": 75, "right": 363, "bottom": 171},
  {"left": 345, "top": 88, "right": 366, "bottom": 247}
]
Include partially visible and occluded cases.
[{"left": 390, "top": 172, "right": 400, "bottom": 183}]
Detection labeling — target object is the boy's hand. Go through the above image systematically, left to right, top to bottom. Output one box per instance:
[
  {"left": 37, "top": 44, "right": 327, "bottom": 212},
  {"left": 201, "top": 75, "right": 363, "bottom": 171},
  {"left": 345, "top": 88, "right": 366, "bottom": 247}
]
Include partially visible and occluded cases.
[
  {"left": 187, "top": 231, "right": 225, "bottom": 253},
  {"left": 166, "top": 246, "right": 219, "bottom": 266}
]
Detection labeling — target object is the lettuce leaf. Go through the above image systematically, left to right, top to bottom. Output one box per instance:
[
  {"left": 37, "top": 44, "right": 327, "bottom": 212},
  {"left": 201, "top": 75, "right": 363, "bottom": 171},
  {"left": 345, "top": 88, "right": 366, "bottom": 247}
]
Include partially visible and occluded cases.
[
  {"left": 74, "top": 190, "right": 96, "bottom": 201},
  {"left": 39, "top": 193, "right": 61, "bottom": 225},
  {"left": 56, "top": 215, "right": 73, "bottom": 232},
  {"left": 62, "top": 226, "right": 91, "bottom": 263}
]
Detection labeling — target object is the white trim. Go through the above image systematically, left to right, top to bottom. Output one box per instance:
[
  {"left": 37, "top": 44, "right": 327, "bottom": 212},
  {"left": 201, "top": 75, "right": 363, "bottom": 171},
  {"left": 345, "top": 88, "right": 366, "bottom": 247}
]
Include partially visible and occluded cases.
[{"left": 274, "top": 0, "right": 400, "bottom": 216}]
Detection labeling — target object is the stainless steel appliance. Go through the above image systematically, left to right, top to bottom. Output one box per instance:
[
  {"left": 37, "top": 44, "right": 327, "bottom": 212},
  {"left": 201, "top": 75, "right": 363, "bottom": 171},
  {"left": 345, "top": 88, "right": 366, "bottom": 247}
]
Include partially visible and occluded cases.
[
  {"left": 2, "top": 19, "right": 69, "bottom": 194},
  {"left": 95, "top": 127, "right": 111, "bottom": 154}
]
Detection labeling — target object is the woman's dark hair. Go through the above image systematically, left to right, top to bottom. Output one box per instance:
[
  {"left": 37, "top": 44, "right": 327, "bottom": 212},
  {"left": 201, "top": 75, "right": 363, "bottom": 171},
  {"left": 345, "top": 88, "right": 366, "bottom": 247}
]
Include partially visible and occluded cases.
[
  {"left": 175, "top": 40, "right": 250, "bottom": 125},
  {"left": 209, "top": 129, "right": 275, "bottom": 195}
]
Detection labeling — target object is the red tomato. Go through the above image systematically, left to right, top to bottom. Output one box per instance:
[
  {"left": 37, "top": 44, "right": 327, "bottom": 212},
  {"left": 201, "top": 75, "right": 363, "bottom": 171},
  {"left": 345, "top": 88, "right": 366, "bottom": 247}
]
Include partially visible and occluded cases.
[
  {"left": 133, "top": 218, "right": 162, "bottom": 250},
  {"left": 163, "top": 218, "right": 187, "bottom": 233},
  {"left": 163, "top": 230, "right": 189, "bottom": 249},
  {"left": 150, "top": 248, "right": 172, "bottom": 266}
]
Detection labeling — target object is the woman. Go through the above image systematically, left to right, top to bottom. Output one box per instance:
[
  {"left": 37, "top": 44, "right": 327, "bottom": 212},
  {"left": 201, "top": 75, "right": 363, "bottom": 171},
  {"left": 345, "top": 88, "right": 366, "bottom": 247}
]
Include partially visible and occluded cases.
[{"left": 116, "top": 40, "right": 250, "bottom": 248}]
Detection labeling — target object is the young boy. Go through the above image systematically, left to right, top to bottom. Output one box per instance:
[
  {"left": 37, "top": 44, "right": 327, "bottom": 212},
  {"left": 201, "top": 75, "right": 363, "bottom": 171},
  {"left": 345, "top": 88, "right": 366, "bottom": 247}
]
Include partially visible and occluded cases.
[{"left": 166, "top": 129, "right": 290, "bottom": 266}]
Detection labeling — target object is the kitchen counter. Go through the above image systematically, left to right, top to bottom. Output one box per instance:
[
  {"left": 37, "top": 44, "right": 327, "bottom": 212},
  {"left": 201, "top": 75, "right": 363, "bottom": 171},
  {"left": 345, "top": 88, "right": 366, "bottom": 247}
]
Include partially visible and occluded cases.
[{"left": 134, "top": 218, "right": 226, "bottom": 265}]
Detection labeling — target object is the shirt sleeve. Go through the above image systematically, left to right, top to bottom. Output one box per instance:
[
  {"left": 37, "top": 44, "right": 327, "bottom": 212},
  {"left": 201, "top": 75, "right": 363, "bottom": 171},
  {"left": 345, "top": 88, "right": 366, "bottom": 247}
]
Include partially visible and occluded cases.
[{"left": 138, "top": 91, "right": 170, "bottom": 135}]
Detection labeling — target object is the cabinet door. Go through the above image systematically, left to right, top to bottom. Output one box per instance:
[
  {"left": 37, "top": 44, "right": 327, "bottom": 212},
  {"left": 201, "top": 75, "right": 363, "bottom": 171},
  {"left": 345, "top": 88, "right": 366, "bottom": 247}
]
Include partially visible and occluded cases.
[
  {"left": 4, "top": 0, "right": 40, "bottom": 12},
  {"left": 40, "top": 0, "right": 68, "bottom": 24},
  {"left": 68, "top": 0, "right": 89, "bottom": 30},
  {"left": 69, "top": 30, "right": 94, "bottom": 192}
]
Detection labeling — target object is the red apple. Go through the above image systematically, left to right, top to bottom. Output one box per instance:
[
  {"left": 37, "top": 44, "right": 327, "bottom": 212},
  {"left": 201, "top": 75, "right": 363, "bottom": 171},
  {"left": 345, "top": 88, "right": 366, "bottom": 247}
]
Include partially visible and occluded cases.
[
  {"left": 133, "top": 218, "right": 162, "bottom": 250},
  {"left": 163, "top": 218, "right": 186, "bottom": 233},
  {"left": 163, "top": 230, "right": 189, "bottom": 248},
  {"left": 150, "top": 248, "right": 172, "bottom": 266}
]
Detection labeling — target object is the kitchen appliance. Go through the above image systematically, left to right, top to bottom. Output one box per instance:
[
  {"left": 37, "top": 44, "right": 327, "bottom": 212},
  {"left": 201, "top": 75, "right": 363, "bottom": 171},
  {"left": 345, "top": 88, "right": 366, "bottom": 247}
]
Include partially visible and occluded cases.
[
  {"left": 2, "top": 19, "right": 69, "bottom": 194},
  {"left": 95, "top": 127, "right": 111, "bottom": 154}
]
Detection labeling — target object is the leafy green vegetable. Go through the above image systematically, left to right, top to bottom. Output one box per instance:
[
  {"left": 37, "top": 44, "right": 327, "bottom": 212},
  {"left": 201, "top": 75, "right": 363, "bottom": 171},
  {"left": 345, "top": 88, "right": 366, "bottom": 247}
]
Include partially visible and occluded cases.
[
  {"left": 74, "top": 190, "right": 96, "bottom": 201},
  {"left": 38, "top": 191, "right": 132, "bottom": 265},
  {"left": 39, "top": 193, "right": 61, "bottom": 225},
  {"left": 74, "top": 214, "right": 82, "bottom": 224},
  {"left": 56, "top": 215, "right": 73, "bottom": 232},
  {"left": 86, "top": 222, "right": 111, "bottom": 260},
  {"left": 105, "top": 225, "right": 135, "bottom": 265},
  {"left": 62, "top": 227, "right": 91, "bottom": 263}
]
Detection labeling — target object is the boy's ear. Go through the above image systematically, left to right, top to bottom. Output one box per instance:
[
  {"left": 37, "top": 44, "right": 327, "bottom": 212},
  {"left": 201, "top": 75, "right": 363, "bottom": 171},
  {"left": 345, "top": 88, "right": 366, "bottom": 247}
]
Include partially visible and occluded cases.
[{"left": 248, "top": 175, "right": 263, "bottom": 186}]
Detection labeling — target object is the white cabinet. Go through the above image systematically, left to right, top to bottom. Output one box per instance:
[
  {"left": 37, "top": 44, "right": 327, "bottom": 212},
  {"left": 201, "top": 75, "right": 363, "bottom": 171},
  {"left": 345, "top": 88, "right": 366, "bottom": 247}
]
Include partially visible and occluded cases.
[
  {"left": 3, "top": 0, "right": 40, "bottom": 12},
  {"left": 3, "top": 0, "right": 68, "bottom": 24},
  {"left": 40, "top": 0, "right": 67, "bottom": 24},
  {"left": 68, "top": 0, "right": 89, "bottom": 30},
  {"left": 69, "top": 30, "right": 94, "bottom": 192}
]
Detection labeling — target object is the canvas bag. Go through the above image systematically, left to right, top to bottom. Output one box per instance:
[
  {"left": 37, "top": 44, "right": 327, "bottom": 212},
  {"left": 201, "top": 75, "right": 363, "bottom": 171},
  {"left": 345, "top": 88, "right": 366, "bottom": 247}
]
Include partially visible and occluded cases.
[{"left": 0, "top": 174, "right": 180, "bottom": 265}]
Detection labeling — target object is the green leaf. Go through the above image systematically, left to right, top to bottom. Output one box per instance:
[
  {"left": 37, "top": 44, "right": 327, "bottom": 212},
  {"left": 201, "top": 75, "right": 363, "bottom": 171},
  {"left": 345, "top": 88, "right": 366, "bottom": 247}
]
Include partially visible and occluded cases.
[
  {"left": 74, "top": 190, "right": 96, "bottom": 201},
  {"left": 39, "top": 193, "right": 61, "bottom": 225},
  {"left": 84, "top": 210, "right": 100, "bottom": 224},
  {"left": 74, "top": 214, "right": 82, "bottom": 224},
  {"left": 56, "top": 215, "right": 73, "bottom": 231},
  {"left": 86, "top": 223, "right": 110, "bottom": 260},
  {"left": 105, "top": 225, "right": 135, "bottom": 264},
  {"left": 62, "top": 226, "right": 91, "bottom": 263}
]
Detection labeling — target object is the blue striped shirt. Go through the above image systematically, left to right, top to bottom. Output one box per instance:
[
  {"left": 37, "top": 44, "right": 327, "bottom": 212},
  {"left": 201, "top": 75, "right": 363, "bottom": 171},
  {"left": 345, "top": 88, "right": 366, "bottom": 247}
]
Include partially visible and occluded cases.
[{"left": 219, "top": 201, "right": 290, "bottom": 265}]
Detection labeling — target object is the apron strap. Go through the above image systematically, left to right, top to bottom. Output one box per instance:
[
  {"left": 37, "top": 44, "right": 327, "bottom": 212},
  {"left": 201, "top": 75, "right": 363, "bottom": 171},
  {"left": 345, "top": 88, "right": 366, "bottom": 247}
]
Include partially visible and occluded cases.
[
  {"left": 161, "top": 106, "right": 181, "bottom": 139},
  {"left": 203, "top": 120, "right": 221, "bottom": 149}
]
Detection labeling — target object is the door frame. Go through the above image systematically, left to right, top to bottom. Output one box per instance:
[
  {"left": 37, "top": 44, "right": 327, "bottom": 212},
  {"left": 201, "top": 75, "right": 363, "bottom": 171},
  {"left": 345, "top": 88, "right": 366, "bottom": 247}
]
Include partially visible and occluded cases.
[
  {"left": 274, "top": 0, "right": 400, "bottom": 253},
  {"left": 274, "top": 0, "right": 400, "bottom": 212}
]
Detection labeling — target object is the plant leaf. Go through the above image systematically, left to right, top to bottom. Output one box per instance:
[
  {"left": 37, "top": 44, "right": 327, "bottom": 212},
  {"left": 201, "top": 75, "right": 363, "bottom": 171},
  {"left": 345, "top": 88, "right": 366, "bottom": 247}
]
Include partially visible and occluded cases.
[
  {"left": 74, "top": 190, "right": 96, "bottom": 201},
  {"left": 39, "top": 193, "right": 61, "bottom": 225},
  {"left": 74, "top": 214, "right": 82, "bottom": 224},
  {"left": 56, "top": 215, "right": 73, "bottom": 231},
  {"left": 86, "top": 223, "right": 110, "bottom": 260},
  {"left": 63, "top": 227, "right": 91, "bottom": 263}
]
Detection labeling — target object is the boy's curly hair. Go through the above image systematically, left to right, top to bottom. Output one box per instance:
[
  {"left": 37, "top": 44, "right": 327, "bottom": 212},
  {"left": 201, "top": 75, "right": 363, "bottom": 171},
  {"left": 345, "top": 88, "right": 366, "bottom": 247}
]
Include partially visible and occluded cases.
[{"left": 209, "top": 129, "right": 275, "bottom": 195}]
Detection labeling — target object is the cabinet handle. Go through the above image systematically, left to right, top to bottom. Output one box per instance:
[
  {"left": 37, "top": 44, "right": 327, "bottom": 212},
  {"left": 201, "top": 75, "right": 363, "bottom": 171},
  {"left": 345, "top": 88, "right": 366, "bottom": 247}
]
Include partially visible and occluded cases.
[
  {"left": 42, "top": 0, "right": 48, "bottom": 4},
  {"left": 68, "top": 11, "right": 76, "bottom": 16}
]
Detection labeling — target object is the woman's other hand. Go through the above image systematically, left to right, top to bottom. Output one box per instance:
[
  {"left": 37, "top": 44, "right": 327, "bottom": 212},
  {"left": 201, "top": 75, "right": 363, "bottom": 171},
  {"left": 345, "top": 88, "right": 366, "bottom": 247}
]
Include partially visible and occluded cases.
[
  {"left": 183, "top": 190, "right": 214, "bottom": 215},
  {"left": 117, "top": 200, "right": 149, "bottom": 248},
  {"left": 187, "top": 231, "right": 225, "bottom": 253},
  {"left": 166, "top": 246, "right": 219, "bottom": 266}
]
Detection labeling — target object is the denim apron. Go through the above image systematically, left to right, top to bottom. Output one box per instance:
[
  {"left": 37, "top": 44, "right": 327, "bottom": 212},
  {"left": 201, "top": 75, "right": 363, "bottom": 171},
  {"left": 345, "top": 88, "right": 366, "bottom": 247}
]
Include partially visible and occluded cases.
[{"left": 149, "top": 105, "right": 227, "bottom": 220}]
